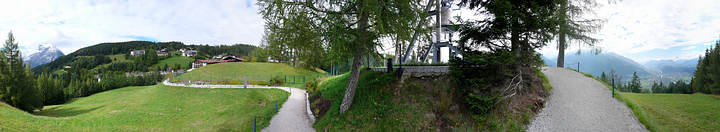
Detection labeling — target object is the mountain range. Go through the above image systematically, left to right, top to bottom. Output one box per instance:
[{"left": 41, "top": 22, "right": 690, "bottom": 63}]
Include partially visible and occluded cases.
[
  {"left": 24, "top": 44, "right": 64, "bottom": 68},
  {"left": 543, "top": 51, "right": 697, "bottom": 82}
]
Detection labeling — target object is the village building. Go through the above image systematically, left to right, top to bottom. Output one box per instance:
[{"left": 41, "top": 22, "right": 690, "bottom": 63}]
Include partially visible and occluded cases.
[
  {"left": 180, "top": 49, "right": 197, "bottom": 57},
  {"left": 130, "top": 50, "right": 145, "bottom": 56},
  {"left": 157, "top": 51, "right": 169, "bottom": 56},
  {"left": 191, "top": 55, "right": 244, "bottom": 68}
]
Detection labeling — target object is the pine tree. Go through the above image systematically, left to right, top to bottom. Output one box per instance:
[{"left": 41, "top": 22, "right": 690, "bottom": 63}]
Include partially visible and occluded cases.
[
  {"left": 0, "top": 32, "right": 42, "bottom": 111},
  {"left": 691, "top": 39, "right": 720, "bottom": 94},
  {"left": 600, "top": 72, "right": 608, "bottom": 84},
  {"left": 630, "top": 72, "right": 641, "bottom": 93},
  {"left": 651, "top": 81, "right": 658, "bottom": 93}
]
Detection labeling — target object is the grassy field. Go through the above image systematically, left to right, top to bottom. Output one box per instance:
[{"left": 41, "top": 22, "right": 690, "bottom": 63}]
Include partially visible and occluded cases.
[
  {"left": 108, "top": 54, "right": 126, "bottom": 62},
  {"left": 152, "top": 56, "right": 194, "bottom": 70},
  {"left": 175, "top": 62, "right": 325, "bottom": 88},
  {"left": 567, "top": 69, "right": 720, "bottom": 132},
  {"left": 0, "top": 85, "right": 288, "bottom": 131},
  {"left": 621, "top": 93, "right": 720, "bottom": 132}
]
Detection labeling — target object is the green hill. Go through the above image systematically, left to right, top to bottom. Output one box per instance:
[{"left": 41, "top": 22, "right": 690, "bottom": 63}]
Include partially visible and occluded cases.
[
  {"left": 32, "top": 41, "right": 258, "bottom": 73},
  {"left": 174, "top": 62, "right": 325, "bottom": 88},
  {"left": 0, "top": 85, "right": 287, "bottom": 131}
]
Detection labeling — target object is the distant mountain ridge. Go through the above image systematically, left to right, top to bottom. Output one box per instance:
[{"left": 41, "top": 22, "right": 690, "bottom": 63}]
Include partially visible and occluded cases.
[
  {"left": 24, "top": 43, "right": 64, "bottom": 67},
  {"left": 543, "top": 51, "right": 697, "bottom": 82},
  {"left": 543, "top": 52, "right": 651, "bottom": 81},
  {"left": 643, "top": 58, "right": 697, "bottom": 74}
]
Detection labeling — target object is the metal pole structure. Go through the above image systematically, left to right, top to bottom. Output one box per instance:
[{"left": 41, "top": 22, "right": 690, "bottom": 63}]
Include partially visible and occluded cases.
[
  {"left": 401, "top": 0, "right": 435, "bottom": 63},
  {"left": 433, "top": 0, "right": 442, "bottom": 63},
  {"left": 577, "top": 61, "right": 580, "bottom": 72},
  {"left": 244, "top": 76, "right": 247, "bottom": 88},
  {"left": 612, "top": 78, "right": 615, "bottom": 98},
  {"left": 253, "top": 116, "right": 257, "bottom": 132}
]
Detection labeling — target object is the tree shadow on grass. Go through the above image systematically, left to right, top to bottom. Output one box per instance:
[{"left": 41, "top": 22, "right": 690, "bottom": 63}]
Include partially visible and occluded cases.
[{"left": 35, "top": 105, "right": 104, "bottom": 117}]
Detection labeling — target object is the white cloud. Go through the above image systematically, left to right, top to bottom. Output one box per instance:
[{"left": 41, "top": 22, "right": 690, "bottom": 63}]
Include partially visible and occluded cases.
[
  {"left": 0, "top": 0, "right": 265, "bottom": 55},
  {"left": 540, "top": 0, "right": 720, "bottom": 63}
]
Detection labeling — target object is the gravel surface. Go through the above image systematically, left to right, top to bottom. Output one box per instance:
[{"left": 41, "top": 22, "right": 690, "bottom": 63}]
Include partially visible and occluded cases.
[
  {"left": 528, "top": 67, "right": 647, "bottom": 132},
  {"left": 163, "top": 80, "right": 316, "bottom": 132}
]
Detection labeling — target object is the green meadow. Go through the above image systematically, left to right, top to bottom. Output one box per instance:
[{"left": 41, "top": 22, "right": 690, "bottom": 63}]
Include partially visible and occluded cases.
[{"left": 0, "top": 85, "right": 288, "bottom": 131}]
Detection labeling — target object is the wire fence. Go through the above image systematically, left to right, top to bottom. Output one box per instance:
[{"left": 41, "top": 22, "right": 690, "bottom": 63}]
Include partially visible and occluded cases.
[
  {"left": 169, "top": 73, "right": 330, "bottom": 86},
  {"left": 245, "top": 89, "right": 290, "bottom": 132}
]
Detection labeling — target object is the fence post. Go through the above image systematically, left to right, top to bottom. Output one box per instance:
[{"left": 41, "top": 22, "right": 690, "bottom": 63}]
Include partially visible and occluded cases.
[
  {"left": 244, "top": 76, "right": 247, "bottom": 89},
  {"left": 612, "top": 78, "right": 615, "bottom": 98},
  {"left": 253, "top": 116, "right": 257, "bottom": 132}
]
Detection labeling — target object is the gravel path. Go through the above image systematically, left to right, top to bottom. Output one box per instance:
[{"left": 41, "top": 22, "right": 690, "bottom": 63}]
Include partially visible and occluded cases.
[
  {"left": 528, "top": 67, "right": 647, "bottom": 132},
  {"left": 163, "top": 80, "right": 316, "bottom": 132}
]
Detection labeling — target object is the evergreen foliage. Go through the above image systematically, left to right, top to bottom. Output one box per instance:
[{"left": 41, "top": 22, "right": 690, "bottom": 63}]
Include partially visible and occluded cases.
[
  {"left": 0, "top": 32, "right": 43, "bottom": 112},
  {"left": 691, "top": 39, "right": 720, "bottom": 94},
  {"left": 630, "top": 72, "right": 641, "bottom": 93}
]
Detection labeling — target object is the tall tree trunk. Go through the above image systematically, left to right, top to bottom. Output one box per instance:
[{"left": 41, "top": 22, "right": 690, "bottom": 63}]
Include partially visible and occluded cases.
[
  {"left": 340, "top": 0, "right": 369, "bottom": 114},
  {"left": 557, "top": 3, "right": 567, "bottom": 68},
  {"left": 557, "top": 33, "right": 566, "bottom": 67},
  {"left": 340, "top": 52, "right": 363, "bottom": 113}
]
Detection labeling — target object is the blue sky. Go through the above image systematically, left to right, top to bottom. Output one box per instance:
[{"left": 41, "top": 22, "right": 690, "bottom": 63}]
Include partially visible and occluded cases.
[
  {"left": 0, "top": 0, "right": 264, "bottom": 56},
  {"left": 0, "top": 0, "right": 718, "bottom": 63}
]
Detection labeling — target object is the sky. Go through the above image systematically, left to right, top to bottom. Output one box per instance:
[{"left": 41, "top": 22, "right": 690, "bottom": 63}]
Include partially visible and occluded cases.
[
  {"left": 0, "top": 0, "right": 718, "bottom": 63},
  {"left": 0, "top": 0, "right": 264, "bottom": 56},
  {"left": 538, "top": 0, "right": 720, "bottom": 63}
]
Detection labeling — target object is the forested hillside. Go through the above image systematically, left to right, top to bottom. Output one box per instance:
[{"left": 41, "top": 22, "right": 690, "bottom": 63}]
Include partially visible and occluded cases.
[{"left": 32, "top": 41, "right": 257, "bottom": 73}]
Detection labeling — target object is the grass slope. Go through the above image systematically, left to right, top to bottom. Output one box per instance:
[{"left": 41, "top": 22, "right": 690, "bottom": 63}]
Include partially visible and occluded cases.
[
  {"left": 152, "top": 56, "right": 194, "bottom": 69},
  {"left": 176, "top": 62, "right": 324, "bottom": 88},
  {"left": 311, "top": 69, "right": 551, "bottom": 131},
  {"left": 567, "top": 69, "right": 720, "bottom": 132},
  {"left": 311, "top": 70, "right": 404, "bottom": 130},
  {"left": 0, "top": 85, "right": 287, "bottom": 131},
  {"left": 621, "top": 93, "right": 720, "bottom": 132}
]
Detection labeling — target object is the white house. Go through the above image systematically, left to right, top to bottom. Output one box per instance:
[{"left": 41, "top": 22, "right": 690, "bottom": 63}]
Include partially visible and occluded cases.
[
  {"left": 181, "top": 49, "right": 197, "bottom": 57},
  {"left": 130, "top": 50, "right": 145, "bottom": 56}
]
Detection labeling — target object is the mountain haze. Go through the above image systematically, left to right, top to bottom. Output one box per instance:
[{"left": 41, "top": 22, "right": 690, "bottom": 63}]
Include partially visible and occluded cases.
[{"left": 543, "top": 52, "right": 652, "bottom": 82}]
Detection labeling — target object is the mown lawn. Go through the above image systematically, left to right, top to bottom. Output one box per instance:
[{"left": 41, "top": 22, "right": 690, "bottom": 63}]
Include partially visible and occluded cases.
[
  {"left": 152, "top": 56, "right": 194, "bottom": 70},
  {"left": 175, "top": 62, "right": 325, "bottom": 88},
  {"left": 0, "top": 85, "right": 288, "bottom": 131},
  {"left": 621, "top": 93, "right": 720, "bottom": 132}
]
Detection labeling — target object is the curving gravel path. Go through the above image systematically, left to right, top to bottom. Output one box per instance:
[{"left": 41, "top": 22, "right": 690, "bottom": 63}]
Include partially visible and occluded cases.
[
  {"left": 528, "top": 67, "right": 647, "bottom": 132},
  {"left": 163, "top": 80, "right": 315, "bottom": 132}
]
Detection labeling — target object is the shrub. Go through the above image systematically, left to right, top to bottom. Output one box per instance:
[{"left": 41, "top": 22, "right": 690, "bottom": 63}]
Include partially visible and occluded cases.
[
  {"left": 450, "top": 50, "right": 515, "bottom": 121},
  {"left": 269, "top": 76, "right": 285, "bottom": 86},
  {"left": 306, "top": 80, "right": 319, "bottom": 93},
  {"left": 250, "top": 81, "right": 270, "bottom": 86}
]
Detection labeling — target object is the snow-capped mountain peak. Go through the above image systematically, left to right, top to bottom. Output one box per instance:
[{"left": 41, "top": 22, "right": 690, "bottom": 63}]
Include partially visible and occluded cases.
[
  {"left": 25, "top": 43, "right": 65, "bottom": 67},
  {"left": 38, "top": 43, "right": 60, "bottom": 52}
]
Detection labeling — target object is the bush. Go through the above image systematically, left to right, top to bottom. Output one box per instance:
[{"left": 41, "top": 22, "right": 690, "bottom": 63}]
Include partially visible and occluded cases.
[
  {"left": 450, "top": 50, "right": 515, "bottom": 120},
  {"left": 269, "top": 76, "right": 285, "bottom": 86},
  {"left": 306, "top": 80, "right": 319, "bottom": 93},
  {"left": 250, "top": 81, "right": 270, "bottom": 86}
]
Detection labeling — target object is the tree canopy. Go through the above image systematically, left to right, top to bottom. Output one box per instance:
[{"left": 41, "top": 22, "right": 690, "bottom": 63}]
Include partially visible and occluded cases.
[{"left": 258, "top": 0, "right": 427, "bottom": 113}]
